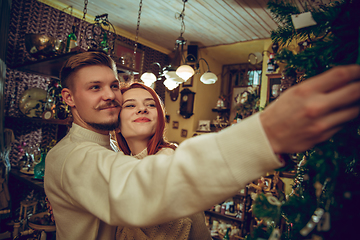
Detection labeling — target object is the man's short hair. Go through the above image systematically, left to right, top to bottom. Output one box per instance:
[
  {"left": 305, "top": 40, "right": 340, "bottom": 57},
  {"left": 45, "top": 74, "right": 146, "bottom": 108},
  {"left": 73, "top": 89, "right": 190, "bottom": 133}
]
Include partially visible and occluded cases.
[{"left": 60, "top": 51, "right": 118, "bottom": 90}]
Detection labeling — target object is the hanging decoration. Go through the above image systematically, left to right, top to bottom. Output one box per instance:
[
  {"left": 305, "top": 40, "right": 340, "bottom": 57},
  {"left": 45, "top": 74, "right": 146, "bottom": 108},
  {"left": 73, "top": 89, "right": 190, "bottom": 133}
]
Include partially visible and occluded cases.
[
  {"left": 75, "top": 0, "right": 116, "bottom": 54},
  {"left": 84, "top": 13, "right": 116, "bottom": 54}
]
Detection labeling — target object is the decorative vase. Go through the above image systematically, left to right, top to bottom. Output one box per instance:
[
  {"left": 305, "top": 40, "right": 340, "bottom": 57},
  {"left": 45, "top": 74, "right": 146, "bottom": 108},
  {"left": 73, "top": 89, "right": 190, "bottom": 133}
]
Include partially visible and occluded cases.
[{"left": 34, "top": 152, "right": 46, "bottom": 179}]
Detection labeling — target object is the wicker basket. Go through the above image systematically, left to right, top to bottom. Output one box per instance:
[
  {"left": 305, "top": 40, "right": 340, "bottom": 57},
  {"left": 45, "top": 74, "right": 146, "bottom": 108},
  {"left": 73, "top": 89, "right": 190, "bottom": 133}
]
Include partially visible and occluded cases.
[{"left": 28, "top": 212, "right": 56, "bottom": 232}]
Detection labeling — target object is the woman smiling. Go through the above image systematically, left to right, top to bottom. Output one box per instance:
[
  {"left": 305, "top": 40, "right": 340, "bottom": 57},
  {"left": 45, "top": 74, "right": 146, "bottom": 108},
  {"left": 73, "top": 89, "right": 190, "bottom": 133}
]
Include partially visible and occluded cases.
[{"left": 114, "top": 83, "right": 211, "bottom": 240}]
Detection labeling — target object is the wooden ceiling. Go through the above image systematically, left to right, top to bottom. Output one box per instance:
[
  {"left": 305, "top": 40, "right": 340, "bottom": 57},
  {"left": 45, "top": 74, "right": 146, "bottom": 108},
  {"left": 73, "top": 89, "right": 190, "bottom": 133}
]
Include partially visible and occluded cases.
[{"left": 40, "top": 0, "right": 334, "bottom": 64}]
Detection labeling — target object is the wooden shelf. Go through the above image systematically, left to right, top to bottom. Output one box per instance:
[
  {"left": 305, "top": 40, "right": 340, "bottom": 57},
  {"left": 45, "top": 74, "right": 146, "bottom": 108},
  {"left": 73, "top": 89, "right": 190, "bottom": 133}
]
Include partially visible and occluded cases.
[
  {"left": 11, "top": 50, "right": 140, "bottom": 78},
  {"left": 12, "top": 51, "right": 81, "bottom": 78},
  {"left": 212, "top": 108, "right": 230, "bottom": 113},
  {"left": 5, "top": 116, "right": 72, "bottom": 125},
  {"left": 9, "top": 168, "right": 44, "bottom": 191},
  {"left": 279, "top": 171, "right": 296, "bottom": 178},
  {"left": 205, "top": 210, "right": 244, "bottom": 223},
  {"left": 212, "top": 234, "right": 244, "bottom": 240}
]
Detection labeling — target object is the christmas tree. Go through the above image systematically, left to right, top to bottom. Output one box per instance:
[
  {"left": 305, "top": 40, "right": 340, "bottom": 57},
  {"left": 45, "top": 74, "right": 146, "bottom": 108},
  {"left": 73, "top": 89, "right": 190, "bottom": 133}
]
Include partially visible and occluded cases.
[{"left": 246, "top": 1, "right": 360, "bottom": 240}]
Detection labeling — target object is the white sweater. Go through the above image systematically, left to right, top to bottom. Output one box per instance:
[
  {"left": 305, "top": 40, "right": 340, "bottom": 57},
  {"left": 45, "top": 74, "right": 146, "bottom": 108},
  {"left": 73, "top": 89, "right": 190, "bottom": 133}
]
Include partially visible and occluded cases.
[
  {"left": 44, "top": 113, "right": 282, "bottom": 240},
  {"left": 116, "top": 147, "right": 212, "bottom": 240}
]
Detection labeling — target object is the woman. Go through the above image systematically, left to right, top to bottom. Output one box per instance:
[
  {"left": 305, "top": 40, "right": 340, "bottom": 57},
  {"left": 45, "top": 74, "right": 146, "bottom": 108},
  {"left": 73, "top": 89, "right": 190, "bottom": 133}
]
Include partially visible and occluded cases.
[{"left": 114, "top": 83, "right": 212, "bottom": 240}]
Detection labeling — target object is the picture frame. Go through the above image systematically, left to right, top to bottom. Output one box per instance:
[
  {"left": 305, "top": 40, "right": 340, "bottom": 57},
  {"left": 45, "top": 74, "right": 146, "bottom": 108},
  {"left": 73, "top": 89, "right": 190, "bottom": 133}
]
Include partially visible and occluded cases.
[
  {"left": 114, "top": 40, "right": 144, "bottom": 74},
  {"left": 182, "top": 64, "right": 194, "bottom": 87},
  {"left": 267, "top": 73, "right": 282, "bottom": 103},
  {"left": 229, "top": 86, "right": 249, "bottom": 121},
  {"left": 196, "top": 120, "right": 211, "bottom": 132},
  {"left": 172, "top": 121, "right": 179, "bottom": 129},
  {"left": 181, "top": 129, "right": 188, "bottom": 138}
]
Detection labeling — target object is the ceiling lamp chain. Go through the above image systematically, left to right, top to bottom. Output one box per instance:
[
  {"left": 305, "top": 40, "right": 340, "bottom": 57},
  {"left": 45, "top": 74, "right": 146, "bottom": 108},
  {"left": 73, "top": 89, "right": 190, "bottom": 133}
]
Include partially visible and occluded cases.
[
  {"left": 79, "top": 0, "right": 88, "bottom": 48},
  {"left": 132, "top": 0, "right": 143, "bottom": 71},
  {"left": 162, "top": 0, "right": 190, "bottom": 88},
  {"left": 176, "top": 0, "right": 186, "bottom": 39}
]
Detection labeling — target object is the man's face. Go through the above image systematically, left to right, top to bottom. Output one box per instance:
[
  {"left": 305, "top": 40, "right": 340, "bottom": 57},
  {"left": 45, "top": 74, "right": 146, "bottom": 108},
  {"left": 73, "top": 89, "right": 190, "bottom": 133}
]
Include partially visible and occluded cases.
[
  {"left": 64, "top": 65, "right": 122, "bottom": 134},
  {"left": 119, "top": 88, "right": 158, "bottom": 141}
]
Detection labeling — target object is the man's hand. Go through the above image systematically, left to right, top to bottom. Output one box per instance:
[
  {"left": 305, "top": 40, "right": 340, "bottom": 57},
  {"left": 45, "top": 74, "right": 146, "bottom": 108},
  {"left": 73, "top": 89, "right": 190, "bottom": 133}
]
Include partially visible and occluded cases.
[{"left": 261, "top": 65, "right": 360, "bottom": 154}]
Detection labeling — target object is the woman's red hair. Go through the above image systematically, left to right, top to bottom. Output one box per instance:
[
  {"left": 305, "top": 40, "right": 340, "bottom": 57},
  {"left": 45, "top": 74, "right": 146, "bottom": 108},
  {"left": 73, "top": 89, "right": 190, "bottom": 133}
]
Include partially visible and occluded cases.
[{"left": 116, "top": 83, "right": 176, "bottom": 155}]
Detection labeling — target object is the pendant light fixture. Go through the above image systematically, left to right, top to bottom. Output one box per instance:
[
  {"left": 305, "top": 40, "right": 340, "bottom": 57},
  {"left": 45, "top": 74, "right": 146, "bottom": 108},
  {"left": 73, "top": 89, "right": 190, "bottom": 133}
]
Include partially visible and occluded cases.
[
  {"left": 140, "top": 0, "right": 217, "bottom": 89},
  {"left": 174, "top": 0, "right": 217, "bottom": 84},
  {"left": 198, "top": 59, "right": 218, "bottom": 84}
]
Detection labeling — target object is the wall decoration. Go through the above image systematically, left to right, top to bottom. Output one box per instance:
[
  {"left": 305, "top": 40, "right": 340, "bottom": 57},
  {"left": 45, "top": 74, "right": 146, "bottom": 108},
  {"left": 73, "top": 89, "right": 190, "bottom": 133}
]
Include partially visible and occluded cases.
[
  {"left": 182, "top": 64, "right": 194, "bottom": 87},
  {"left": 267, "top": 73, "right": 282, "bottom": 103},
  {"left": 179, "top": 88, "right": 195, "bottom": 119},
  {"left": 196, "top": 120, "right": 211, "bottom": 132},
  {"left": 172, "top": 121, "right": 179, "bottom": 129},
  {"left": 181, "top": 129, "right": 188, "bottom": 138}
]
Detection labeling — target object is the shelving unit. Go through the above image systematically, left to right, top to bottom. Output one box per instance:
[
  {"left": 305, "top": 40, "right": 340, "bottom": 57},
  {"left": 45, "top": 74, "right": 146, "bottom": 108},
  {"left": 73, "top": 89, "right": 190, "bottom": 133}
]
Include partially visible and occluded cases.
[
  {"left": 11, "top": 50, "right": 139, "bottom": 78},
  {"left": 12, "top": 51, "right": 80, "bottom": 78},
  {"left": 4, "top": 52, "right": 80, "bottom": 239},
  {"left": 5, "top": 52, "right": 77, "bottom": 160},
  {"left": 211, "top": 108, "right": 230, "bottom": 131},
  {"left": 212, "top": 108, "right": 230, "bottom": 120},
  {"left": 4, "top": 116, "right": 72, "bottom": 143},
  {"left": 5, "top": 116, "right": 71, "bottom": 125},
  {"left": 205, "top": 189, "right": 253, "bottom": 239},
  {"left": 205, "top": 210, "right": 244, "bottom": 223}
]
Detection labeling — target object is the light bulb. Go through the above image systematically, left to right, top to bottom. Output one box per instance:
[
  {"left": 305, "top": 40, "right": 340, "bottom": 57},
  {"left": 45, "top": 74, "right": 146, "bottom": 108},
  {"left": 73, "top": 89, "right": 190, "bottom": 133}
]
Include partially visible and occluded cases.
[
  {"left": 176, "top": 65, "right": 195, "bottom": 81},
  {"left": 163, "top": 70, "right": 185, "bottom": 83},
  {"left": 140, "top": 72, "right": 157, "bottom": 86},
  {"left": 200, "top": 72, "right": 218, "bottom": 84},
  {"left": 163, "top": 78, "right": 179, "bottom": 90}
]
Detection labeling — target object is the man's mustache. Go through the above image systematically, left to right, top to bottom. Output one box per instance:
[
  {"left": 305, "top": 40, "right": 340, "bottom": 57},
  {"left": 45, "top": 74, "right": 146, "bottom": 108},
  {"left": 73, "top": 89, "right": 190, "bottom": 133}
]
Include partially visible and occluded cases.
[{"left": 96, "top": 101, "right": 121, "bottom": 110}]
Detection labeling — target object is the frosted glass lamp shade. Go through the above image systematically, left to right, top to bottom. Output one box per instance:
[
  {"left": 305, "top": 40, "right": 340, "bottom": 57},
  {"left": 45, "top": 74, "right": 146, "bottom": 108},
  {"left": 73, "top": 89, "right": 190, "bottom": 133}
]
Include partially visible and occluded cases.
[
  {"left": 176, "top": 65, "right": 195, "bottom": 81},
  {"left": 163, "top": 70, "right": 185, "bottom": 83},
  {"left": 140, "top": 72, "right": 157, "bottom": 86},
  {"left": 200, "top": 72, "right": 218, "bottom": 84},
  {"left": 163, "top": 78, "right": 179, "bottom": 90}
]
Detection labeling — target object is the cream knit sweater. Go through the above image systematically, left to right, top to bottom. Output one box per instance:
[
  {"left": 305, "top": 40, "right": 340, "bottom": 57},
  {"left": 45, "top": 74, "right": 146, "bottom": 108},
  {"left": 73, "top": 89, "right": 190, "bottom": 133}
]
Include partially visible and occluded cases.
[
  {"left": 44, "top": 113, "right": 282, "bottom": 240},
  {"left": 116, "top": 148, "right": 212, "bottom": 240}
]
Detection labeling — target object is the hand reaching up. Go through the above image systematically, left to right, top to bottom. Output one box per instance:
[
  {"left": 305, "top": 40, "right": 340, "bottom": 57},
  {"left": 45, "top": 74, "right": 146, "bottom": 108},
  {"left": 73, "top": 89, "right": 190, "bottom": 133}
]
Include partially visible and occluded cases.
[{"left": 260, "top": 64, "right": 360, "bottom": 154}]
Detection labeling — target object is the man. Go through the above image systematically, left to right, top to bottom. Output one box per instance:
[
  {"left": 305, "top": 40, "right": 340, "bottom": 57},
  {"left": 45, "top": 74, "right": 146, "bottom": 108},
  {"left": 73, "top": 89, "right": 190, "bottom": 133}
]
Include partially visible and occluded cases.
[{"left": 44, "top": 51, "right": 360, "bottom": 240}]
